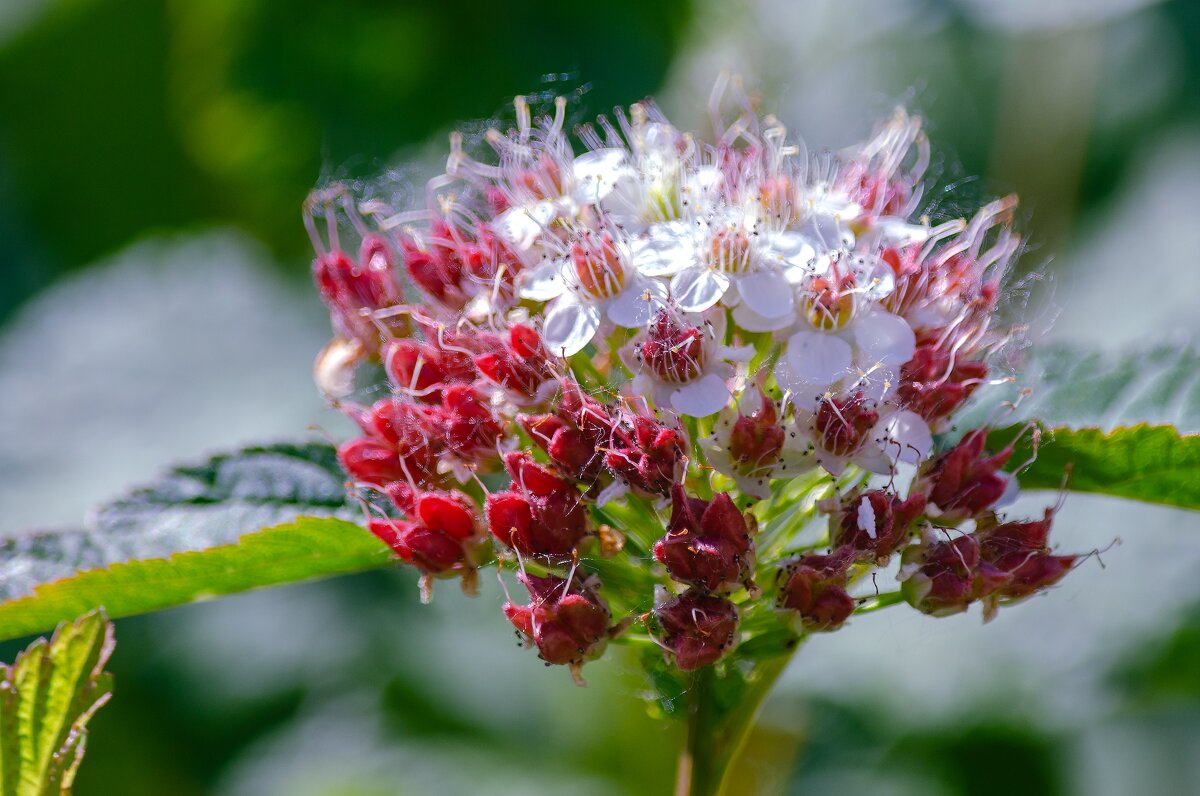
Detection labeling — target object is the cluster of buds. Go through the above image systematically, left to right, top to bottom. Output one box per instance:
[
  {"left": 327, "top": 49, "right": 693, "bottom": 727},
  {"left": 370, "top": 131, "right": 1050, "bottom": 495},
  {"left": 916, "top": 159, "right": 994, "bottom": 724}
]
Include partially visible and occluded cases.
[{"left": 308, "top": 80, "right": 1079, "bottom": 681}]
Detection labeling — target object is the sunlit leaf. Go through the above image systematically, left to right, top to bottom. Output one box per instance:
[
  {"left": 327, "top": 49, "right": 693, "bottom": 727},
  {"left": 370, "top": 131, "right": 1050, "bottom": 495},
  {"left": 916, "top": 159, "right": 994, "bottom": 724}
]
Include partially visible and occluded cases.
[
  {"left": 991, "top": 423, "right": 1200, "bottom": 510},
  {"left": 0, "top": 443, "right": 395, "bottom": 642},
  {"left": 0, "top": 610, "right": 114, "bottom": 795}
]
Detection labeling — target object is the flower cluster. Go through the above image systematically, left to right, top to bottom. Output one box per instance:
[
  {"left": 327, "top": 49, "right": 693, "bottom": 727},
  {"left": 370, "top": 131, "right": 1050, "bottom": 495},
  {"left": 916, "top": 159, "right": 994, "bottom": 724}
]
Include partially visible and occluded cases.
[{"left": 308, "top": 83, "right": 1078, "bottom": 680}]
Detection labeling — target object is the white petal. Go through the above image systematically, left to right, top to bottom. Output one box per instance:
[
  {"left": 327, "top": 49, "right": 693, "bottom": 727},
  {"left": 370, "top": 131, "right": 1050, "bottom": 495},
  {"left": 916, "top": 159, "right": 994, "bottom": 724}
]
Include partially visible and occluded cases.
[
  {"left": 571, "top": 148, "right": 629, "bottom": 204},
  {"left": 494, "top": 203, "right": 555, "bottom": 253},
  {"left": 631, "top": 224, "right": 697, "bottom": 277},
  {"left": 762, "top": 231, "right": 816, "bottom": 270},
  {"left": 518, "top": 258, "right": 567, "bottom": 301},
  {"left": 671, "top": 268, "right": 730, "bottom": 312},
  {"left": 737, "top": 268, "right": 795, "bottom": 318},
  {"left": 607, "top": 278, "right": 667, "bottom": 327},
  {"left": 541, "top": 299, "right": 601, "bottom": 357},
  {"left": 732, "top": 301, "right": 795, "bottom": 333},
  {"left": 853, "top": 309, "right": 916, "bottom": 369},
  {"left": 785, "top": 331, "right": 853, "bottom": 386},
  {"left": 670, "top": 372, "right": 731, "bottom": 417},
  {"left": 876, "top": 409, "right": 934, "bottom": 466},
  {"left": 857, "top": 496, "right": 878, "bottom": 538}
]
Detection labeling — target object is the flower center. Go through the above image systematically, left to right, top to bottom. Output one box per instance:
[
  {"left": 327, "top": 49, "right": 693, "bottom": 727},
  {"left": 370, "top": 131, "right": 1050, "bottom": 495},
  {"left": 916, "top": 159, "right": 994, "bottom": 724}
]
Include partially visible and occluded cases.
[
  {"left": 758, "top": 175, "right": 798, "bottom": 225},
  {"left": 708, "top": 226, "right": 752, "bottom": 274},
  {"left": 571, "top": 233, "right": 628, "bottom": 300},
  {"left": 800, "top": 270, "right": 858, "bottom": 331},
  {"left": 641, "top": 313, "right": 707, "bottom": 384},
  {"left": 813, "top": 392, "right": 878, "bottom": 457}
]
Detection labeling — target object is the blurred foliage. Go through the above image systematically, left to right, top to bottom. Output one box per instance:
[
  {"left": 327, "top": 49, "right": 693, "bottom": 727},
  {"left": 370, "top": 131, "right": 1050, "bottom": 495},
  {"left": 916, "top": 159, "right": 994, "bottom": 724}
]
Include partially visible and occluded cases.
[{"left": 0, "top": 0, "right": 691, "bottom": 321}]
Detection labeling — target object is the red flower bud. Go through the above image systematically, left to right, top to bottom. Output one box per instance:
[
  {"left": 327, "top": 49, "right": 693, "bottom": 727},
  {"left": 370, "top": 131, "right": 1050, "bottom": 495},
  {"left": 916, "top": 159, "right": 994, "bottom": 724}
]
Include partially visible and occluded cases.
[
  {"left": 313, "top": 235, "right": 402, "bottom": 350},
  {"left": 641, "top": 312, "right": 707, "bottom": 384},
  {"left": 474, "top": 324, "right": 554, "bottom": 400},
  {"left": 899, "top": 333, "right": 988, "bottom": 424},
  {"left": 383, "top": 340, "right": 452, "bottom": 403},
  {"left": 519, "top": 382, "right": 614, "bottom": 484},
  {"left": 433, "top": 384, "right": 503, "bottom": 466},
  {"left": 727, "top": 388, "right": 786, "bottom": 476},
  {"left": 813, "top": 392, "right": 879, "bottom": 458},
  {"left": 605, "top": 413, "right": 686, "bottom": 496},
  {"left": 917, "top": 429, "right": 1014, "bottom": 522},
  {"left": 338, "top": 437, "right": 405, "bottom": 487},
  {"left": 485, "top": 452, "right": 588, "bottom": 557},
  {"left": 369, "top": 485, "right": 483, "bottom": 576},
  {"left": 654, "top": 485, "right": 755, "bottom": 593},
  {"left": 832, "top": 490, "right": 927, "bottom": 561},
  {"left": 977, "top": 510, "right": 1076, "bottom": 601},
  {"left": 900, "top": 534, "right": 1012, "bottom": 617},
  {"left": 777, "top": 549, "right": 855, "bottom": 631},
  {"left": 503, "top": 571, "right": 612, "bottom": 667},
  {"left": 653, "top": 589, "right": 739, "bottom": 671}
]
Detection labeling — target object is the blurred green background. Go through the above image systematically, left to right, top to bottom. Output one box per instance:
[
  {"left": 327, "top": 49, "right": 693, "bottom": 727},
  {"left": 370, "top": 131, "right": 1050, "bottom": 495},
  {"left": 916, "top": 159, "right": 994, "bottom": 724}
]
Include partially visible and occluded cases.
[{"left": 2, "top": 0, "right": 1199, "bottom": 794}]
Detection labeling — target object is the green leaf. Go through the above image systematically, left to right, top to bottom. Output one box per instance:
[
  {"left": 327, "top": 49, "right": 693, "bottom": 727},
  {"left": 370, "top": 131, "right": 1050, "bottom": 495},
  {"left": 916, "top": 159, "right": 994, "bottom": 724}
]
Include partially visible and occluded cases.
[
  {"left": 964, "top": 342, "right": 1200, "bottom": 432},
  {"left": 991, "top": 423, "right": 1200, "bottom": 510},
  {"left": 0, "top": 443, "right": 395, "bottom": 643},
  {"left": 0, "top": 518, "right": 392, "bottom": 644},
  {"left": 0, "top": 610, "right": 115, "bottom": 795}
]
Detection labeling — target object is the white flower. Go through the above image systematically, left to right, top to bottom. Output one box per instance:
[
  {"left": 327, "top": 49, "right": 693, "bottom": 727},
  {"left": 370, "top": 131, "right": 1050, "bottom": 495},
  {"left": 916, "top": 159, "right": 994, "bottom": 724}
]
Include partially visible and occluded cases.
[
  {"left": 493, "top": 147, "right": 631, "bottom": 265},
  {"left": 530, "top": 230, "right": 668, "bottom": 357},
  {"left": 775, "top": 253, "right": 914, "bottom": 411},
  {"left": 620, "top": 310, "right": 751, "bottom": 417}
]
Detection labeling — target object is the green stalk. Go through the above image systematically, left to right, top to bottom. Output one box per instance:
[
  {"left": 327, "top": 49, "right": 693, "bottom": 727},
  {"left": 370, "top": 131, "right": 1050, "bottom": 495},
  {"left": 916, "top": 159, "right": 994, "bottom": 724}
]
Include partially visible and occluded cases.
[{"left": 674, "top": 650, "right": 799, "bottom": 796}]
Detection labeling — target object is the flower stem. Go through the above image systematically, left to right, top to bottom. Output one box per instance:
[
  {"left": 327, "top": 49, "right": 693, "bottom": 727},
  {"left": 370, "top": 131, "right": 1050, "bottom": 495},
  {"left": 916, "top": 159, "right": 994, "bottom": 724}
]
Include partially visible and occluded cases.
[{"left": 674, "top": 651, "right": 798, "bottom": 796}]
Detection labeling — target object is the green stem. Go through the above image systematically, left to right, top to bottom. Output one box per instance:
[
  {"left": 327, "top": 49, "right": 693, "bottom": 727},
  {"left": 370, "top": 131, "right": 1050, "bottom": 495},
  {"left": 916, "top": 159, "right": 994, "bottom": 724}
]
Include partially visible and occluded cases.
[{"left": 674, "top": 651, "right": 797, "bottom": 796}]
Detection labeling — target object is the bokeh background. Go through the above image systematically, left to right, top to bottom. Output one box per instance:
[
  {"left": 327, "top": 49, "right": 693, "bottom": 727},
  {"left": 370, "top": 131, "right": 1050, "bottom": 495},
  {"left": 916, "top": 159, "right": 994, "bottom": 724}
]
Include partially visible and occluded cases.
[{"left": 2, "top": 1, "right": 1200, "bottom": 793}]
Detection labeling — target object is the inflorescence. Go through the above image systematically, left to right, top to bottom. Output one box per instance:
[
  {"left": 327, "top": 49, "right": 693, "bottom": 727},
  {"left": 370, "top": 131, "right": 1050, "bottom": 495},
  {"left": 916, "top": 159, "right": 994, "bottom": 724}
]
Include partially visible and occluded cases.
[{"left": 307, "top": 80, "right": 1078, "bottom": 683}]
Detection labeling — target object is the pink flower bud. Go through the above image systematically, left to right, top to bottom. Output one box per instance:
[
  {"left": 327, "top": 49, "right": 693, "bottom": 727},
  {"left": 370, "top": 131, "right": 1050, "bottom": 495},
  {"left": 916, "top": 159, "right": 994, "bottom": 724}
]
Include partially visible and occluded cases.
[
  {"left": 570, "top": 232, "right": 628, "bottom": 300},
  {"left": 338, "top": 398, "right": 444, "bottom": 488},
  {"left": 485, "top": 452, "right": 588, "bottom": 557},
  {"left": 654, "top": 485, "right": 755, "bottom": 593},
  {"left": 832, "top": 489, "right": 926, "bottom": 561},
  {"left": 777, "top": 549, "right": 855, "bottom": 631},
  {"left": 503, "top": 571, "right": 612, "bottom": 667},
  {"left": 653, "top": 589, "right": 740, "bottom": 671}
]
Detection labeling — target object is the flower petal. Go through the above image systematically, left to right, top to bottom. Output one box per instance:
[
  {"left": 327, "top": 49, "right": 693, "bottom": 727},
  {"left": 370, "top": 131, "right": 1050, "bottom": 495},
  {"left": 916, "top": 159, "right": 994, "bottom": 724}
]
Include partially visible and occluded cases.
[
  {"left": 572, "top": 148, "right": 629, "bottom": 204},
  {"left": 495, "top": 202, "right": 556, "bottom": 254},
  {"left": 631, "top": 223, "right": 697, "bottom": 277},
  {"left": 518, "top": 258, "right": 567, "bottom": 301},
  {"left": 671, "top": 268, "right": 730, "bottom": 313},
  {"left": 738, "top": 268, "right": 795, "bottom": 318},
  {"left": 607, "top": 278, "right": 667, "bottom": 327},
  {"left": 542, "top": 298, "right": 601, "bottom": 357},
  {"left": 731, "top": 301, "right": 795, "bottom": 332},
  {"left": 853, "top": 309, "right": 916, "bottom": 369},
  {"left": 785, "top": 331, "right": 853, "bottom": 386},
  {"left": 670, "top": 372, "right": 731, "bottom": 417},
  {"left": 875, "top": 409, "right": 933, "bottom": 466}
]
